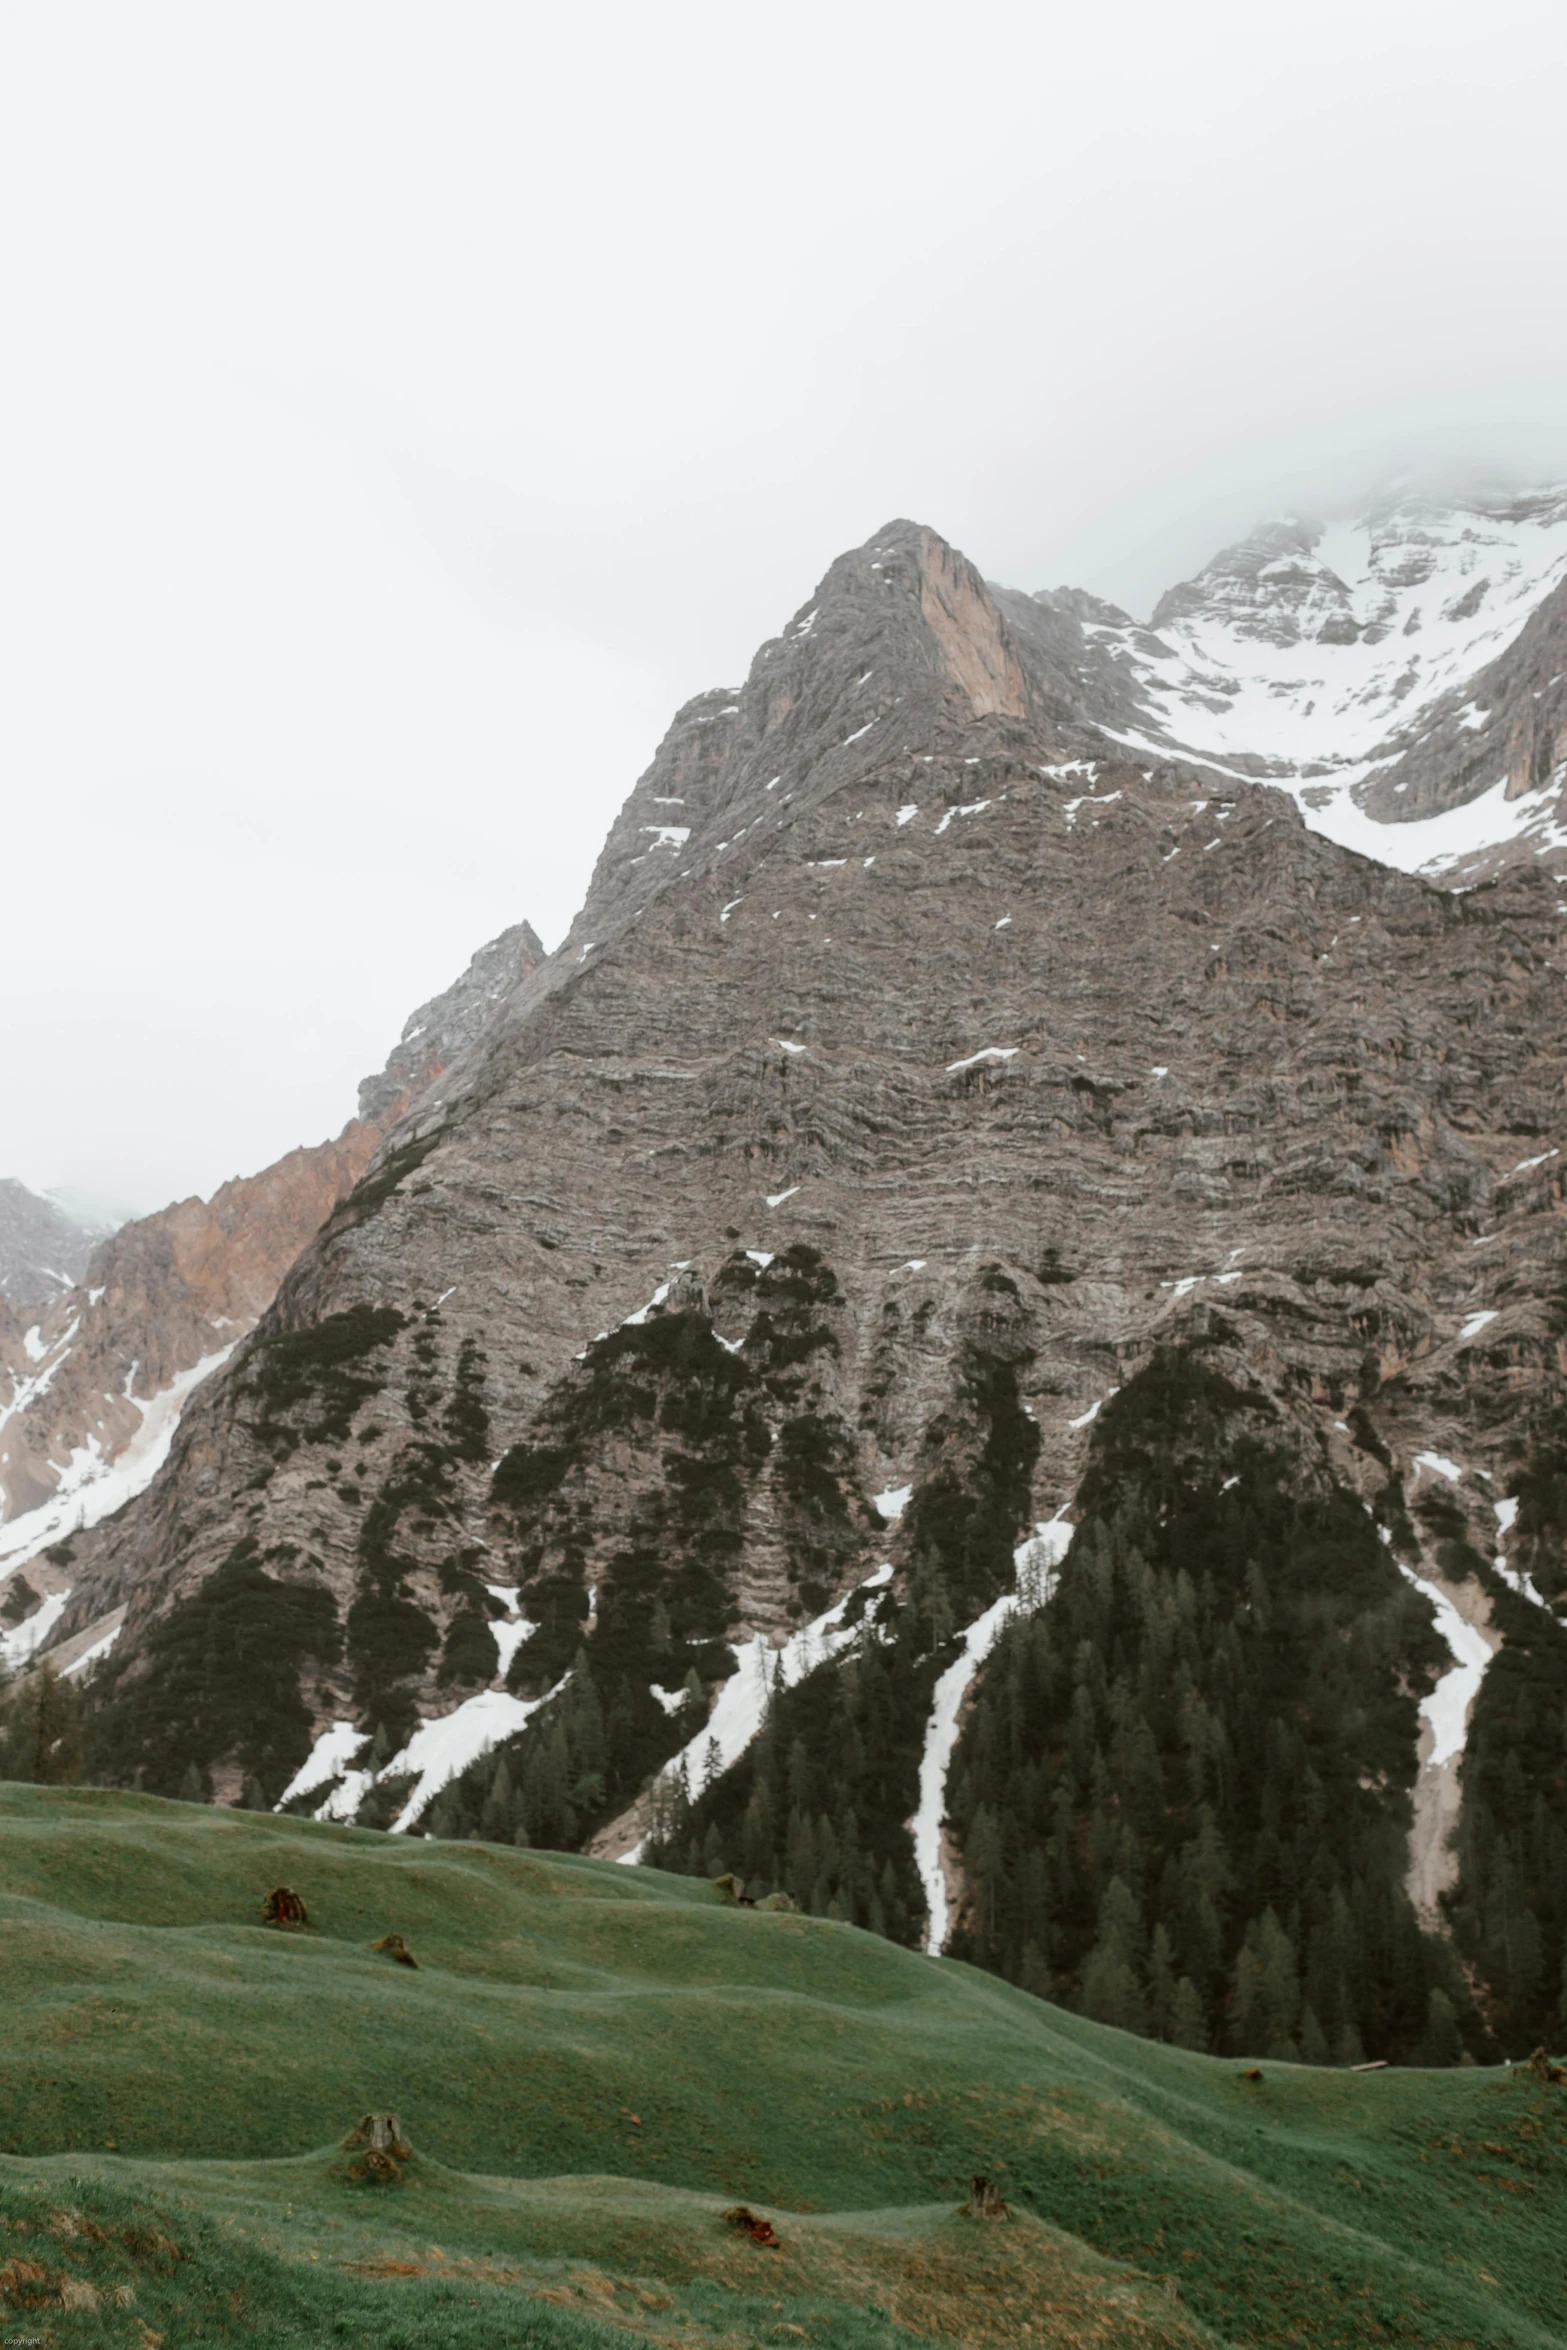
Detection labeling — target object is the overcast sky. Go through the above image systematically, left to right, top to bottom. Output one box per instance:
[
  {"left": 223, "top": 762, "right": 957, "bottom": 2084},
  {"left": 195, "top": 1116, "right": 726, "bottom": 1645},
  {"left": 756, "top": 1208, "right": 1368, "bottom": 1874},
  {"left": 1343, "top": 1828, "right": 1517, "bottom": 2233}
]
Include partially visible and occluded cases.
[{"left": 4, "top": 0, "right": 1566, "bottom": 1215}]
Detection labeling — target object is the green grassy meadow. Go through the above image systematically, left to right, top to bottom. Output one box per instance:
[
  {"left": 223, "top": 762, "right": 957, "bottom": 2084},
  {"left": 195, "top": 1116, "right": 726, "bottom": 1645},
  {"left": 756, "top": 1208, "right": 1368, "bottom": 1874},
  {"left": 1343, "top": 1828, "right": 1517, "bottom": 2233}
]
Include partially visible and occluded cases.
[{"left": 0, "top": 1785, "right": 1562, "bottom": 2347}]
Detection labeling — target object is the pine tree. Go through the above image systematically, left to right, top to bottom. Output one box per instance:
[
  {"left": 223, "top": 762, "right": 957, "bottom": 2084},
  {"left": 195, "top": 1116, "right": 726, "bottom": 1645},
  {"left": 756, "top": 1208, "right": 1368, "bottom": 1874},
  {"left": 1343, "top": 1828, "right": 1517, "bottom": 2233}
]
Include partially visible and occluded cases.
[
  {"left": 0, "top": 1662, "right": 84, "bottom": 1785},
  {"left": 481, "top": 1756, "right": 513, "bottom": 1843},
  {"left": 179, "top": 1760, "right": 205, "bottom": 1804},
  {"left": 1080, "top": 1877, "right": 1149, "bottom": 2036},
  {"left": 1256, "top": 1909, "right": 1301, "bottom": 2058},
  {"left": 1147, "top": 1922, "right": 1178, "bottom": 2040},
  {"left": 1230, "top": 1937, "right": 1266, "bottom": 2056},
  {"left": 1170, "top": 1976, "right": 1208, "bottom": 2052},
  {"left": 1421, "top": 1988, "right": 1462, "bottom": 2068}
]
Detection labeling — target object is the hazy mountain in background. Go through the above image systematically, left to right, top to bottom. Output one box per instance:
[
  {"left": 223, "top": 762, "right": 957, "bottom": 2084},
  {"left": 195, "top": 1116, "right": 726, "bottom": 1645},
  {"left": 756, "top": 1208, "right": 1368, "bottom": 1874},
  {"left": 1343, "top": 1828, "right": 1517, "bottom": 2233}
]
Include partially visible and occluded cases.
[
  {"left": 1010, "top": 481, "right": 1567, "bottom": 882},
  {"left": 13, "top": 491, "right": 1567, "bottom": 2065},
  {"left": 0, "top": 1182, "right": 118, "bottom": 1305}
]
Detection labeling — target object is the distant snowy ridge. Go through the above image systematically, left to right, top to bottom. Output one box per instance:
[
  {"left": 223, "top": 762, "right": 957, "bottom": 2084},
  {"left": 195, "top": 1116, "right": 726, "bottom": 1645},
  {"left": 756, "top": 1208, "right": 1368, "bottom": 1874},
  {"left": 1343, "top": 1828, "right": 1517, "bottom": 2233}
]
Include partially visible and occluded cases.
[
  {"left": 1057, "top": 485, "right": 1567, "bottom": 885},
  {"left": 1124, "top": 489, "right": 1567, "bottom": 778}
]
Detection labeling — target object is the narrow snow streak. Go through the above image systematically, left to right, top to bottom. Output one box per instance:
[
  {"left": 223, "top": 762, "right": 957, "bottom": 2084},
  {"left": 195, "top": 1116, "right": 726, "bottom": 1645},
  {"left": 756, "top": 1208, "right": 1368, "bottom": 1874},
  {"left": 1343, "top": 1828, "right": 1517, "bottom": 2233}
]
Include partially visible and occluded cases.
[
  {"left": 945, "top": 1046, "right": 1018, "bottom": 1074},
  {"left": 1490, "top": 1494, "right": 1552, "bottom": 1608},
  {"left": 911, "top": 1518, "right": 1074, "bottom": 1954},
  {"left": 1396, "top": 1564, "right": 1492, "bottom": 1768},
  {"left": 387, "top": 1685, "right": 565, "bottom": 1832},
  {"left": 276, "top": 1720, "right": 369, "bottom": 1810}
]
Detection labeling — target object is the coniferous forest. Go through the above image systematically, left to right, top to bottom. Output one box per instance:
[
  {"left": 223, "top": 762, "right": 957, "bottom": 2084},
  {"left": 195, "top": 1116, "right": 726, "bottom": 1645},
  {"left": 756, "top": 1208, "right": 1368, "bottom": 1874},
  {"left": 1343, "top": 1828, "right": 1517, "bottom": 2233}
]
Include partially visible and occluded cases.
[
  {"left": 368, "top": 1334, "right": 1567, "bottom": 2064},
  {"left": 945, "top": 1350, "right": 1484, "bottom": 2062}
]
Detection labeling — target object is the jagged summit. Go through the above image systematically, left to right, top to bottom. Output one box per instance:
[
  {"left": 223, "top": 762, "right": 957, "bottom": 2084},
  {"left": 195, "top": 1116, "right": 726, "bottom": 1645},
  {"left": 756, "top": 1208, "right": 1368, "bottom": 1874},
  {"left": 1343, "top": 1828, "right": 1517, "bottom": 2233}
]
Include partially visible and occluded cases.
[{"left": 358, "top": 921, "right": 544, "bottom": 1126}]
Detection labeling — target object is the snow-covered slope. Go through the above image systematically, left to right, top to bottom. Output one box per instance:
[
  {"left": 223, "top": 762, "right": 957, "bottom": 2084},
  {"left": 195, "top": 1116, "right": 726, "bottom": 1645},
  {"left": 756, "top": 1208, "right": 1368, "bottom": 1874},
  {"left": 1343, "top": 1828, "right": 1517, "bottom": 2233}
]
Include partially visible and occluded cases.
[
  {"left": 1030, "top": 484, "right": 1567, "bottom": 886},
  {"left": 1139, "top": 489, "right": 1567, "bottom": 774}
]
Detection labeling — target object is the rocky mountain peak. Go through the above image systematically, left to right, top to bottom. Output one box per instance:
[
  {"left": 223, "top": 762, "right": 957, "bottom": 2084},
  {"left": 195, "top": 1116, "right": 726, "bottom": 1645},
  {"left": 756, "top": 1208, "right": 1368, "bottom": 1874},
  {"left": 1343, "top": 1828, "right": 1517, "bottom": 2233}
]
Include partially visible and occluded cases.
[
  {"left": 17, "top": 506, "right": 1567, "bottom": 2067},
  {"left": 1149, "top": 517, "right": 1343, "bottom": 646},
  {"left": 560, "top": 523, "right": 1082, "bottom": 976},
  {"left": 358, "top": 920, "right": 545, "bottom": 1126}
]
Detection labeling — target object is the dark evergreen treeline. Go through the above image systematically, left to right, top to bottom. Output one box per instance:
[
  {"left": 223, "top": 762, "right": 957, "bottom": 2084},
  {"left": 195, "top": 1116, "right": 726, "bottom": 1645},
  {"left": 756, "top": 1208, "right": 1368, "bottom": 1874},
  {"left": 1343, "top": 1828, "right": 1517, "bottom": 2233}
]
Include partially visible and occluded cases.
[
  {"left": 433, "top": 1271, "right": 1041, "bottom": 1907},
  {"left": 642, "top": 1290, "right": 1041, "bottom": 1928},
  {"left": 945, "top": 1348, "right": 1483, "bottom": 2064},
  {"left": 85, "top": 1539, "right": 340, "bottom": 1803},
  {"left": 1448, "top": 1568, "right": 1567, "bottom": 2048},
  {"left": 641, "top": 1591, "right": 933, "bottom": 1939},
  {"left": 0, "top": 1658, "right": 84, "bottom": 1784}
]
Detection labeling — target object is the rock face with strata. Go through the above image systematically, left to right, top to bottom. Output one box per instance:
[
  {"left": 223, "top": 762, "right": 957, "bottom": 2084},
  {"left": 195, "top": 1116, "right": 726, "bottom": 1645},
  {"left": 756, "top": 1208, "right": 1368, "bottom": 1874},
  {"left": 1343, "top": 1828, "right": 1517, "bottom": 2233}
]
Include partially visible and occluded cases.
[{"left": 51, "top": 529, "right": 1566, "bottom": 1684}]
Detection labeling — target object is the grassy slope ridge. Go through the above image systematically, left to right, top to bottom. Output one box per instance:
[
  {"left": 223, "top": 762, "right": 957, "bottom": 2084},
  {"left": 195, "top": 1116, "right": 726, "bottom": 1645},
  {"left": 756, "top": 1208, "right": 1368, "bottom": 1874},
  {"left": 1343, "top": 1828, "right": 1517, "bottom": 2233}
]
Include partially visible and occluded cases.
[{"left": 0, "top": 1788, "right": 1563, "bottom": 2350}]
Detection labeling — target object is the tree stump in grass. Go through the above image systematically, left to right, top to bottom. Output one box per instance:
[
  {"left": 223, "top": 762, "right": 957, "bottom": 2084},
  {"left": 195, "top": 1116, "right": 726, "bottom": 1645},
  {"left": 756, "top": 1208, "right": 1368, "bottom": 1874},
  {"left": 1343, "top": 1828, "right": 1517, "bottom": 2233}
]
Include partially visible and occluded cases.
[
  {"left": 261, "top": 1887, "right": 308, "bottom": 1927},
  {"left": 369, "top": 1933, "right": 418, "bottom": 1967},
  {"left": 1526, "top": 2046, "right": 1567, "bottom": 2085},
  {"left": 341, "top": 2113, "right": 411, "bottom": 2183},
  {"left": 963, "top": 2176, "right": 1009, "bottom": 2220},
  {"left": 723, "top": 2205, "right": 779, "bottom": 2246}
]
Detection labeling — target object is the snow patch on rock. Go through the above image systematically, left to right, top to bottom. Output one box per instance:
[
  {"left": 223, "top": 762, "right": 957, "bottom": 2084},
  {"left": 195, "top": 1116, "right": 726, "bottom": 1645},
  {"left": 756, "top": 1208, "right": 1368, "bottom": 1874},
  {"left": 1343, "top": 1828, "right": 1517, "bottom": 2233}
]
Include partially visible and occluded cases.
[
  {"left": 1396, "top": 1563, "right": 1493, "bottom": 1769},
  {"left": 618, "top": 1565, "right": 895, "bottom": 1864}
]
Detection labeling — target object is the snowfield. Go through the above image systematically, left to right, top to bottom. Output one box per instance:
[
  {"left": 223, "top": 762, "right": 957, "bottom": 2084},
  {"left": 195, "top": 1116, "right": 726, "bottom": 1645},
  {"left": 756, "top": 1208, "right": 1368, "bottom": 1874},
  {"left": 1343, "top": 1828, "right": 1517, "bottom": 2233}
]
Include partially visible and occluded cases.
[
  {"left": 1083, "top": 487, "right": 1567, "bottom": 882},
  {"left": 0, "top": 1342, "right": 238, "bottom": 1584}
]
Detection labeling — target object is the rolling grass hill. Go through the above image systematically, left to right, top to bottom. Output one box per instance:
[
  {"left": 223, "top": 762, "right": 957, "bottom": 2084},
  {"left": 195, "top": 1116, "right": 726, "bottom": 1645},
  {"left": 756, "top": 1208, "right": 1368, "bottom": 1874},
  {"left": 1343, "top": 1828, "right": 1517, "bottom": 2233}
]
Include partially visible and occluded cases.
[{"left": 0, "top": 1784, "right": 1563, "bottom": 2348}]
